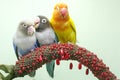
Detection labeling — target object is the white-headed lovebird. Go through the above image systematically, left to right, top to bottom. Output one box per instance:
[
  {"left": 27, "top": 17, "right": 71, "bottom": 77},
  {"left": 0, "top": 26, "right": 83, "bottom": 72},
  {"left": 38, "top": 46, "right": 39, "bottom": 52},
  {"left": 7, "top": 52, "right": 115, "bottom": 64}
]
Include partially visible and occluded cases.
[{"left": 13, "top": 19, "right": 38, "bottom": 77}]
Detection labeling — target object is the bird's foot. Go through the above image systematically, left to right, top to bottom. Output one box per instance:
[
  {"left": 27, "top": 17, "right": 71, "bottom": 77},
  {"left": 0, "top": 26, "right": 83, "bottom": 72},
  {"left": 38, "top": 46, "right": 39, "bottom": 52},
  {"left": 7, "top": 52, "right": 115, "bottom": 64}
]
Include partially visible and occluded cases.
[
  {"left": 58, "top": 41, "right": 62, "bottom": 44},
  {"left": 67, "top": 41, "right": 74, "bottom": 44}
]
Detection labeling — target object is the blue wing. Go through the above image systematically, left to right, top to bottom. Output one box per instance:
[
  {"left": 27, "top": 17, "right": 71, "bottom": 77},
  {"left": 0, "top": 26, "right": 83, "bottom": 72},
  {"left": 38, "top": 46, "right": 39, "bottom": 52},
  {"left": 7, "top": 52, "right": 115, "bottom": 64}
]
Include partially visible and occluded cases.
[
  {"left": 13, "top": 39, "right": 38, "bottom": 60},
  {"left": 36, "top": 39, "right": 41, "bottom": 47},
  {"left": 13, "top": 42, "right": 19, "bottom": 60}
]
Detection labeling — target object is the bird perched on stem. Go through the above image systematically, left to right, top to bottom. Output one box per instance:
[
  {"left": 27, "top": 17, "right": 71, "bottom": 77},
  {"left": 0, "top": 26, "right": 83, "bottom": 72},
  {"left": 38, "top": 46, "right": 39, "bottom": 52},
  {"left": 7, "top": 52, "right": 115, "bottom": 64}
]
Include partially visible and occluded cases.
[
  {"left": 50, "top": 3, "right": 77, "bottom": 76},
  {"left": 34, "top": 15, "right": 58, "bottom": 78},
  {"left": 13, "top": 19, "right": 37, "bottom": 77}
]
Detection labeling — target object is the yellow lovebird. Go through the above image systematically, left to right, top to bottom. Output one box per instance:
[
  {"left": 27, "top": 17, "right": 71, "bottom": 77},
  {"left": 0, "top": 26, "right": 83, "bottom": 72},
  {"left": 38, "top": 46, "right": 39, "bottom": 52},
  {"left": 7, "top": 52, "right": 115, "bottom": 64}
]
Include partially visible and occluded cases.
[{"left": 50, "top": 2, "right": 76, "bottom": 44}]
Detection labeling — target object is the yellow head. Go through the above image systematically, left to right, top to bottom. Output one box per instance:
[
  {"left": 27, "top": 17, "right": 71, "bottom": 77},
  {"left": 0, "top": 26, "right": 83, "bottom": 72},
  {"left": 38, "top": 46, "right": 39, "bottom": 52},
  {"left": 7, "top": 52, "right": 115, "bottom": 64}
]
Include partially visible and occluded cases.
[{"left": 52, "top": 3, "right": 70, "bottom": 22}]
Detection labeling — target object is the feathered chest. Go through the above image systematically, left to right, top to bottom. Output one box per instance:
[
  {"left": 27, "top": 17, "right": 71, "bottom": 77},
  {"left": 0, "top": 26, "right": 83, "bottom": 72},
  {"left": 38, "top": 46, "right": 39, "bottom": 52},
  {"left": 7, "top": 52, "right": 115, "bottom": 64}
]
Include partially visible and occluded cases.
[
  {"left": 52, "top": 21, "right": 71, "bottom": 31},
  {"left": 35, "top": 28, "right": 55, "bottom": 45},
  {"left": 13, "top": 34, "right": 36, "bottom": 50}
]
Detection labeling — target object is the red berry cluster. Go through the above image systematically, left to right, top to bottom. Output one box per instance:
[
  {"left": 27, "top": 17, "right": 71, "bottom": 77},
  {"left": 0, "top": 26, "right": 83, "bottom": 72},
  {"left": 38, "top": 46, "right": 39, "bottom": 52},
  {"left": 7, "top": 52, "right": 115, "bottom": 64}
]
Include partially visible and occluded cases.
[{"left": 14, "top": 43, "right": 117, "bottom": 80}]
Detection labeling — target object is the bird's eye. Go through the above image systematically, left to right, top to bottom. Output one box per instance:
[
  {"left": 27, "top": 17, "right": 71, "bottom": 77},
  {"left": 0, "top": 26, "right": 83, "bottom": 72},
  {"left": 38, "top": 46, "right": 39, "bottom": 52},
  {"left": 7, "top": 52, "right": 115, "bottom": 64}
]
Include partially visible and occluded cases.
[
  {"left": 56, "top": 6, "right": 59, "bottom": 11},
  {"left": 41, "top": 19, "right": 47, "bottom": 23},
  {"left": 22, "top": 24, "right": 27, "bottom": 27}
]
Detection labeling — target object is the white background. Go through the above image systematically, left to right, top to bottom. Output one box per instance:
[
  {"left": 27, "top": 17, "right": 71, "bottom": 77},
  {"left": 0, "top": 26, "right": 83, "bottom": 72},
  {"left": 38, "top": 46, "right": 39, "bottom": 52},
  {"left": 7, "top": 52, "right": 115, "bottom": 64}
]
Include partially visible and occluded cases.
[{"left": 0, "top": 0, "right": 120, "bottom": 80}]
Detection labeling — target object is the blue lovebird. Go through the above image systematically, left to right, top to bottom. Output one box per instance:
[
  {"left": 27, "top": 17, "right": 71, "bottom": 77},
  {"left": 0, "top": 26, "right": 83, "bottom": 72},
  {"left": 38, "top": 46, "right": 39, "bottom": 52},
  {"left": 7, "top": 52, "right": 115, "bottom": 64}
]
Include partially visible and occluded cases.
[
  {"left": 34, "top": 15, "right": 59, "bottom": 78},
  {"left": 13, "top": 19, "right": 38, "bottom": 77}
]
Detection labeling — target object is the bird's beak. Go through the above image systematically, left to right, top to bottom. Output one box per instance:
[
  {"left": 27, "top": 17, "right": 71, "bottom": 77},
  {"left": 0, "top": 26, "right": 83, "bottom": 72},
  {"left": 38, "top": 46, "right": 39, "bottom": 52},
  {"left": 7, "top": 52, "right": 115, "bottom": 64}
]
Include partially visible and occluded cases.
[
  {"left": 60, "top": 8, "right": 67, "bottom": 17},
  {"left": 33, "top": 17, "right": 40, "bottom": 29},
  {"left": 27, "top": 26, "right": 35, "bottom": 36}
]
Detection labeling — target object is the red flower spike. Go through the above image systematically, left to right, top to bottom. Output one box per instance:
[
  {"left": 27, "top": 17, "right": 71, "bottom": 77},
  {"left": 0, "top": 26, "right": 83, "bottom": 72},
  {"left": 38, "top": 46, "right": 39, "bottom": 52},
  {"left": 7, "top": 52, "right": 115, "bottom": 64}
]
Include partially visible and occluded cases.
[
  {"left": 14, "top": 43, "right": 117, "bottom": 80},
  {"left": 69, "top": 46, "right": 73, "bottom": 50},
  {"left": 35, "top": 47, "right": 38, "bottom": 50},
  {"left": 60, "top": 48, "right": 64, "bottom": 55},
  {"left": 82, "top": 48, "right": 87, "bottom": 52},
  {"left": 76, "top": 51, "right": 81, "bottom": 54},
  {"left": 64, "top": 53, "right": 69, "bottom": 59},
  {"left": 87, "top": 53, "right": 93, "bottom": 58},
  {"left": 26, "top": 54, "right": 31, "bottom": 58},
  {"left": 39, "top": 55, "right": 43, "bottom": 63},
  {"left": 52, "top": 55, "right": 55, "bottom": 59},
  {"left": 61, "top": 55, "right": 65, "bottom": 60},
  {"left": 43, "top": 57, "right": 47, "bottom": 60},
  {"left": 80, "top": 57, "right": 83, "bottom": 61},
  {"left": 93, "top": 57, "right": 97, "bottom": 61},
  {"left": 35, "top": 59, "right": 39, "bottom": 63},
  {"left": 56, "top": 59, "right": 60, "bottom": 65},
  {"left": 16, "top": 61, "right": 19, "bottom": 64},
  {"left": 32, "top": 62, "right": 35, "bottom": 66},
  {"left": 69, "top": 63, "right": 73, "bottom": 70},
  {"left": 78, "top": 63, "right": 82, "bottom": 70},
  {"left": 20, "top": 65, "right": 23, "bottom": 68},
  {"left": 27, "top": 65, "right": 30, "bottom": 69},
  {"left": 22, "top": 66, "right": 25, "bottom": 71},
  {"left": 95, "top": 67, "right": 99, "bottom": 71},
  {"left": 86, "top": 68, "right": 89, "bottom": 75},
  {"left": 18, "top": 70, "right": 22, "bottom": 74},
  {"left": 29, "top": 70, "right": 32, "bottom": 73}
]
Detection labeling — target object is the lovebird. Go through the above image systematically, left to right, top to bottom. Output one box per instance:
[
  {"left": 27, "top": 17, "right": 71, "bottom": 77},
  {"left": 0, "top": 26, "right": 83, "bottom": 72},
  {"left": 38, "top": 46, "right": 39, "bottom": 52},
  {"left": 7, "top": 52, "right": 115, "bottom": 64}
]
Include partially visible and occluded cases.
[
  {"left": 50, "top": 2, "right": 76, "bottom": 44},
  {"left": 34, "top": 15, "right": 58, "bottom": 78},
  {"left": 13, "top": 19, "right": 38, "bottom": 77}
]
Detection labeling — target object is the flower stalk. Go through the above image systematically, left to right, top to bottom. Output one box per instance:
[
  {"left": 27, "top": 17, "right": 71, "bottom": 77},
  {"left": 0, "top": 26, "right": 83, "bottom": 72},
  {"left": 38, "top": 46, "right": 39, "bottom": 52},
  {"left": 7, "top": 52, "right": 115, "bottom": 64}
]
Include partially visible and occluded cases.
[{"left": 0, "top": 43, "right": 118, "bottom": 80}]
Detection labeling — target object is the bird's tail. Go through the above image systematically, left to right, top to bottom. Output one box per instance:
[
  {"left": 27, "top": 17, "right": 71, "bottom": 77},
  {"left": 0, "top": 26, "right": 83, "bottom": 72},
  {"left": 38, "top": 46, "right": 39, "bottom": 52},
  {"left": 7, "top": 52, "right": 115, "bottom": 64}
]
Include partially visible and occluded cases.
[
  {"left": 46, "top": 60, "right": 55, "bottom": 78},
  {"left": 28, "top": 71, "right": 36, "bottom": 77}
]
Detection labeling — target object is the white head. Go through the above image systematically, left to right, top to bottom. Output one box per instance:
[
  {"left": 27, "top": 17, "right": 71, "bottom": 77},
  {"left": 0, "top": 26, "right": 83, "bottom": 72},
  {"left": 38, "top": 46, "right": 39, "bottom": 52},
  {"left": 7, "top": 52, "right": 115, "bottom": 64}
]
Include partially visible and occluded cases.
[{"left": 18, "top": 19, "right": 35, "bottom": 36}]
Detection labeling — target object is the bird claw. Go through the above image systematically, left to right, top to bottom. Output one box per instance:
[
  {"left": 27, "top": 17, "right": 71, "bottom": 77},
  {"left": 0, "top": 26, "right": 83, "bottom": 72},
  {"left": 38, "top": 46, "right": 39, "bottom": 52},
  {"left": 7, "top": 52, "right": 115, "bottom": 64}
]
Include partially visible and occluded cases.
[
  {"left": 58, "top": 41, "right": 62, "bottom": 44},
  {"left": 58, "top": 41, "right": 74, "bottom": 45},
  {"left": 67, "top": 41, "right": 74, "bottom": 44},
  {"left": 30, "top": 49, "right": 34, "bottom": 52}
]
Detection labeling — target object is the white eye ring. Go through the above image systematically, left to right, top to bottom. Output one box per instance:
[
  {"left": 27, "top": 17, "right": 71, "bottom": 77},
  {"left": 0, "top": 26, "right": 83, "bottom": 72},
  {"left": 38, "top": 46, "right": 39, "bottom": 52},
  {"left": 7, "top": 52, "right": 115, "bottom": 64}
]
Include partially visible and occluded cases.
[
  {"left": 56, "top": 6, "right": 59, "bottom": 11},
  {"left": 41, "top": 19, "right": 47, "bottom": 23},
  {"left": 22, "top": 24, "right": 27, "bottom": 28}
]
